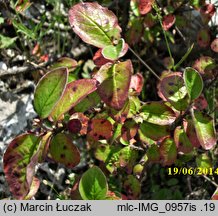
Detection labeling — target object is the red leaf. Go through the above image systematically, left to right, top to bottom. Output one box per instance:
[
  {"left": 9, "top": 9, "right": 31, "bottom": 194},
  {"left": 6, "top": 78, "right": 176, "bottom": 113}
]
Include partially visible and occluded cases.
[
  {"left": 139, "top": 0, "right": 154, "bottom": 15},
  {"left": 200, "top": 4, "right": 216, "bottom": 23},
  {"left": 162, "top": 14, "right": 176, "bottom": 31},
  {"left": 211, "top": 38, "right": 218, "bottom": 53},
  {"left": 93, "top": 49, "right": 114, "bottom": 67},
  {"left": 130, "top": 73, "right": 144, "bottom": 94},
  {"left": 87, "top": 119, "right": 113, "bottom": 141}
]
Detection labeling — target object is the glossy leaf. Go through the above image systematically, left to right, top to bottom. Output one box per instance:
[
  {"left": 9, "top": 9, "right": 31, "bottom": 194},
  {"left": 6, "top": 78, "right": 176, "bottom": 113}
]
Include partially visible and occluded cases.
[
  {"left": 69, "top": 2, "right": 121, "bottom": 48},
  {"left": 162, "top": 14, "right": 176, "bottom": 31},
  {"left": 102, "top": 38, "right": 128, "bottom": 61},
  {"left": 211, "top": 38, "right": 218, "bottom": 53},
  {"left": 50, "top": 57, "right": 77, "bottom": 72},
  {"left": 94, "top": 60, "right": 133, "bottom": 110},
  {"left": 34, "top": 67, "right": 68, "bottom": 119},
  {"left": 183, "top": 67, "right": 203, "bottom": 100},
  {"left": 158, "top": 72, "right": 189, "bottom": 111},
  {"left": 50, "top": 79, "right": 98, "bottom": 121},
  {"left": 140, "top": 101, "right": 176, "bottom": 125},
  {"left": 192, "top": 110, "right": 216, "bottom": 150},
  {"left": 87, "top": 119, "right": 113, "bottom": 141},
  {"left": 139, "top": 121, "right": 170, "bottom": 141},
  {"left": 174, "top": 127, "right": 193, "bottom": 153},
  {"left": 3, "top": 133, "right": 40, "bottom": 199},
  {"left": 49, "top": 133, "right": 80, "bottom": 168},
  {"left": 159, "top": 137, "right": 177, "bottom": 166},
  {"left": 79, "top": 166, "right": 108, "bottom": 200}
]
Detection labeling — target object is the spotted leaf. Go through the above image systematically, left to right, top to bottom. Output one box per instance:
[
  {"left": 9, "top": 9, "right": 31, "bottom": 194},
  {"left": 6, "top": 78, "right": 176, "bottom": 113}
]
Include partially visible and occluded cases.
[
  {"left": 69, "top": 2, "right": 121, "bottom": 48},
  {"left": 50, "top": 57, "right": 77, "bottom": 72},
  {"left": 94, "top": 60, "right": 133, "bottom": 110},
  {"left": 50, "top": 79, "right": 98, "bottom": 121},
  {"left": 87, "top": 119, "right": 113, "bottom": 141},
  {"left": 3, "top": 133, "right": 40, "bottom": 199},
  {"left": 49, "top": 133, "right": 80, "bottom": 168}
]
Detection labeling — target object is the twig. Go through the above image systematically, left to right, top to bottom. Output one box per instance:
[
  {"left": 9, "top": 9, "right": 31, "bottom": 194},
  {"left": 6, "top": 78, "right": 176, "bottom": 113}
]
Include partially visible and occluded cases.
[
  {"left": 128, "top": 47, "right": 161, "bottom": 80},
  {"left": 202, "top": 175, "right": 218, "bottom": 188}
]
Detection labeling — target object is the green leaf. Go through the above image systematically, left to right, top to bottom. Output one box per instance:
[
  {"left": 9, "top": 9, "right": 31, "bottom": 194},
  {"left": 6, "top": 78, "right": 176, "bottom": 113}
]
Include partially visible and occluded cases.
[
  {"left": 69, "top": 2, "right": 121, "bottom": 48},
  {"left": 12, "top": 20, "right": 36, "bottom": 40},
  {"left": 0, "top": 34, "right": 17, "bottom": 49},
  {"left": 102, "top": 38, "right": 128, "bottom": 60},
  {"left": 193, "top": 56, "right": 216, "bottom": 74},
  {"left": 50, "top": 57, "right": 77, "bottom": 72},
  {"left": 94, "top": 60, "right": 133, "bottom": 110},
  {"left": 34, "top": 67, "right": 68, "bottom": 119},
  {"left": 184, "top": 67, "right": 203, "bottom": 100},
  {"left": 158, "top": 72, "right": 189, "bottom": 111},
  {"left": 50, "top": 79, "right": 98, "bottom": 121},
  {"left": 74, "top": 91, "right": 101, "bottom": 113},
  {"left": 140, "top": 101, "right": 176, "bottom": 125},
  {"left": 192, "top": 110, "right": 216, "bottom": 150},
  {"left": 139, "top": 121, "right": 169, "bottom": 141},
  {"left": 174, "top": 127, "right": 193, "bottom": 153},
  {"left": 3, "top": 133, "right": 40, "bottom": 199},
  {"left": 49, "top": 133, "right": 80, "bottom": 168},
  {"left": 159, "top": 137, "right": 177, "bottom": 166},
  {"left": 147, "top": 145, "right": 160, "bottom": 162},
  {"left": 196, "top": 154, "right": 212, "bottom": 169},
  {"left": 79, "top": 166, "right": 108, "bottom": 200},
  {"left": 123, "top": 175, "right": 141, "bottom": 199}
]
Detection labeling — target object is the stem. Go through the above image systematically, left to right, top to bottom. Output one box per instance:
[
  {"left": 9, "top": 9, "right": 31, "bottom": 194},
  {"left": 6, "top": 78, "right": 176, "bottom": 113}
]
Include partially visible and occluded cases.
[
  {"left": 128, "top": 47, "right": 160, "bottom": 80},
  {"left": 202, "top": 175, "right": 218, "bottom": 188}
]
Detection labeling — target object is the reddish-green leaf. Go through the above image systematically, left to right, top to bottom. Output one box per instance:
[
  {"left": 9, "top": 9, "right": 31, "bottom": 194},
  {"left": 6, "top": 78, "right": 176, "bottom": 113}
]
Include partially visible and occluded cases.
[
  {"left": 139, "top": 0, "right": 154, "bottom": 15},
  {"left": 69, "top": 2, "right": 121, "bottom": 48},
  {"left": 200, "top": 4, "right": 215, "bottom": 23},
  {"left": 162, "top": 14, "right": 176, "bottom": 31},
  {"left": 197, "top": 29, "right": 210, "bottom": 48},
  {"left": 102, "top": 38, "right": 128, "bottom": 61},
  {"left": 211, "top": 38, "right": 218, "bottom": 53},
  {"left": 93, "top": 49, "right": 113, "bottom": 67},
  {"left": 193, "top": 56, "right": 216, "bottom": 74},
  {"left": 50, "top": 57, "right": 77, "bottom": 72},
  {"left": 94, "top": 60, "right": 133, "bottom": 110},
  {"left": 34, "top": 67, "right": 68, "bottom": 119},
  {"left": 183, "top": 67, "right": 203, "bottom": 100},
  {"left": 158, "top": 72, "right": 189, "bottom": 110},
  {"left": 130, "top": 73, "right": 144, "bottom": 94},
  {"left": 50, "top": 79, "right": 98, "bottom": 121},
  {"left": 140, "top": 101, "right": 176, "bottom": 125},
  {"left": 192, "top": 110, "right": 216, "bottom": 150},
  {"left": 87, "top": 119, "right": 113, "bottom": 141},
  {"left": 139, "top": 121, "right": 170, "bottom": 141},
  {"left": 174, "top": 127, "right": 193, "bottom": 153},
  {"left": 3, "top": 133, "right": 40, "bottom": 199},
  {"left": 49, "top": 133, "right": 80, "bottom": 168},
  {"left": 159, "top": 137, "right": 177, "bottom": 166},
  {"left": 196, "top": 154, "right": 212, "bottom": 169},
  {"left": 79, "top": 166, "right": 108, "bottom": 200},
  {"left": 123, "top": 175, "right": 141, "bottom": 199},
  {"left": 24, "top": 177, "right": 40, "bottom": 200}
]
